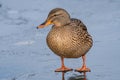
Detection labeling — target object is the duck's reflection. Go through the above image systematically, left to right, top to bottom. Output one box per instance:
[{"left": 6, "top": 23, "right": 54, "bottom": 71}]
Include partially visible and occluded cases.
[{"left": 61, "top": 72, "right": 87, "bottom": 80}]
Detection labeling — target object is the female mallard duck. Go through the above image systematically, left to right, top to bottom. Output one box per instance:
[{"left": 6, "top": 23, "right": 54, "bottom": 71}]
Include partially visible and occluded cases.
[{"left": 37, "top": 8, "right": 93, "bottom": 72}]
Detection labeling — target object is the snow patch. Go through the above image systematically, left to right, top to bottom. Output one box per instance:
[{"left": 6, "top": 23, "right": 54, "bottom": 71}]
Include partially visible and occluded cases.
[{"left": 14, "top": 40, "right": 35, "bottom": 46}]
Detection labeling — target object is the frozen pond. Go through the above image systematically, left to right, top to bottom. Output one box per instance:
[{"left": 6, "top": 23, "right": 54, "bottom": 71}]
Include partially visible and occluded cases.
[{"left": 0, "top": 0, "right": 120, "bottom": 80}]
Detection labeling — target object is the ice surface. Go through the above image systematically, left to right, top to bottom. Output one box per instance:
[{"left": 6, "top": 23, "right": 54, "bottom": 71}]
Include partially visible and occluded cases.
[{"left": 0, "top": 0, "right": 120, "bottom": 80}]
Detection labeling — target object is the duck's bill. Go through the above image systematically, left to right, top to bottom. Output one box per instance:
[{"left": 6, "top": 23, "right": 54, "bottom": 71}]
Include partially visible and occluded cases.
[{"left": 37, "top": 20, "right": 52, "bottom": 29}]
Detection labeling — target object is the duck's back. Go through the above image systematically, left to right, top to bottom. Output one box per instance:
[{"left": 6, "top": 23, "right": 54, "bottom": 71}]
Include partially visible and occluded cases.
[{"left": 47, "top": 18, "right": 93, "bottom": 58}]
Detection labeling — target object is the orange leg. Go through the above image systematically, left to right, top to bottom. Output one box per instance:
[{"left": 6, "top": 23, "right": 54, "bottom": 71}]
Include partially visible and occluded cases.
[
  {"left": 75, "top": 55, "right": 91, "bottom": 72},
  {"left": 55, "top": 57, "right": 73, "bottom": 72}
]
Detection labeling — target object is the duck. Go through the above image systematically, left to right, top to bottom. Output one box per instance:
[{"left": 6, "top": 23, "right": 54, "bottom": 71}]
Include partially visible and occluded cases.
[{"left": 37, "top": 8, "right": 93, "bottom": 72}]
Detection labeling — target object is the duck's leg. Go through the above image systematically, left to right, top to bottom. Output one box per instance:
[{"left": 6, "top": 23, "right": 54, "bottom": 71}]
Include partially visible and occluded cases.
[
  {"left": 75, "top": 55, "right": 91, "bottom": 72},
  {"left": 55, "top": 57, "right": 73, "bottom": 72}
]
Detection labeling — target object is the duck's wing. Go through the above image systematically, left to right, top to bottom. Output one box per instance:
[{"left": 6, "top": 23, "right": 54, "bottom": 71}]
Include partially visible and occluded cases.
[
  {"left": 70, "top": 18, "right": 93, "bottom": 48},
  {"left": 71, "top": 18, "right": 87, "bottom": 31}
]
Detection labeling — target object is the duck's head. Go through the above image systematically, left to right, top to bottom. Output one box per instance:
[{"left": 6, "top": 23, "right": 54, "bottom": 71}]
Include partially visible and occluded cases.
[{"left": 37, "top": 8, "right": 71, "bottom": 29}]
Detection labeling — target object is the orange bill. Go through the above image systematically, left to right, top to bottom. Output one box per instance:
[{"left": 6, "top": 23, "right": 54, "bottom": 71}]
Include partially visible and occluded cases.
[{"left": 37, "top": 20, "right": 52, "bottom": 29}]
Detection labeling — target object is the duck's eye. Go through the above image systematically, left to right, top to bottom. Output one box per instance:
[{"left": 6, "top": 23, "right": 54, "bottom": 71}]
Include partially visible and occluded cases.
[{"left": 54, "top": 14, "right": 57, "bottom": 16}]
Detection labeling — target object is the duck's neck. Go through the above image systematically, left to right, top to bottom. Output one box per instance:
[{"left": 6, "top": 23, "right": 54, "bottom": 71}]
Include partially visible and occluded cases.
[{"left": 54, "top": 20, "right": 71, "bottom": 27}]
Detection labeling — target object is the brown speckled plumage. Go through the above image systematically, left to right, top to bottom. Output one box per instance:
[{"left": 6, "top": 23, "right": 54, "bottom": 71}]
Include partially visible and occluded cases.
[
  {"left": 37, "top": 8, "right": 93, "bottom": 72},
  {"left": 47, "top": 17, "right": 93, "bottom": 58}
]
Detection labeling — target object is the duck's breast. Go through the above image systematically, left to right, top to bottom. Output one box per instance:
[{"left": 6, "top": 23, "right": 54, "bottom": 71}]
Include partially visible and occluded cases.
[
  {"left": 46, "top": 26, "right": 87, "bottom": 58},
  {"left": 47, "top": 27, "right": 78, "bottom": 57}
]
